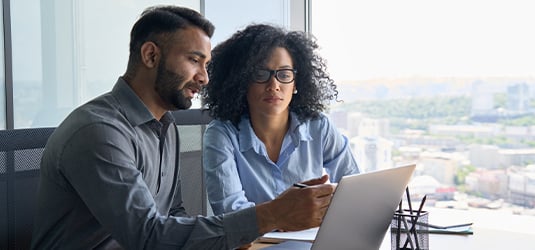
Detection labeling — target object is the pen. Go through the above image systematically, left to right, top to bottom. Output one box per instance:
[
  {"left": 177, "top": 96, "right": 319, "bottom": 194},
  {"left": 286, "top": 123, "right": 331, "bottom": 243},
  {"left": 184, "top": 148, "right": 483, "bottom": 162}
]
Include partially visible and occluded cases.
[
  {"left": 293, "top": 183, "right": 308, "bottom": 188},
  {"left": 403, "top": 187, "right": 414, "bottom": 249},
  {"left": 405, "top": 187, "right": 413, "bottom": 215},
  {"left": 403, "top": 194, "right": 427, "bottom": 249},
  {"left": 416, "top": 195, "right": 427, "bottom": 216},
  {"left": 396, "top": 200, "right": 402, "bottom": 249},
  {"left": 401, "top": 216, "right": 416, "bottom": 250},
  {"left": 416, "top": 222, "right": 473, "bottom": 229}
]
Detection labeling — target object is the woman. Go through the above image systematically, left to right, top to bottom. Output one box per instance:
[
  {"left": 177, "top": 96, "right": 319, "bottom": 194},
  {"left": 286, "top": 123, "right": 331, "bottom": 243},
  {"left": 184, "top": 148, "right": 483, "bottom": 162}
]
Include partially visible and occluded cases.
[{"left": 202, "top": 24, "right": 359, "bottom": 215}]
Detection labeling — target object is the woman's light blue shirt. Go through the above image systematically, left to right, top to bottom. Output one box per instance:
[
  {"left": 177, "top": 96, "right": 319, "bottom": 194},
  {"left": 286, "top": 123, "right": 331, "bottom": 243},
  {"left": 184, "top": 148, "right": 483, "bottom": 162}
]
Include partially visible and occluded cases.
[{"left": 203, "top": 113, "right": 360, "bottom": 215}]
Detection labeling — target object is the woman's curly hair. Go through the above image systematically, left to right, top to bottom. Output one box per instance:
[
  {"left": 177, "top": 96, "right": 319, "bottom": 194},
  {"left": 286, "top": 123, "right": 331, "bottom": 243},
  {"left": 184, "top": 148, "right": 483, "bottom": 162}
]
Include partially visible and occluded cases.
[{"left": 202, "top": 24, "right": 339, "bottom": 127}]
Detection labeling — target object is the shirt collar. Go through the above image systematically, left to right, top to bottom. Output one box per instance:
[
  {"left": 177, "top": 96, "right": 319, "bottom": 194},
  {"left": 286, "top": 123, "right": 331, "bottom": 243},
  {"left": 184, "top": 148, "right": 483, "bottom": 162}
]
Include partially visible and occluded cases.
[
  {"left": 111, "top": 77, "right": 175, "bottom": 127},
  {"left": 238, "top": 112, "right": 313, "bottom": 152},
  {"left": 288, "top": 112, "right": 313, "bottom": 144}
]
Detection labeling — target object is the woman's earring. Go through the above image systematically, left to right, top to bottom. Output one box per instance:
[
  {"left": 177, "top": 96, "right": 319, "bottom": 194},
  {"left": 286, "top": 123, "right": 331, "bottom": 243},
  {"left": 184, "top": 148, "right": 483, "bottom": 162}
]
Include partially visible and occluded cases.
[{"left": 293, "top": 89, "right": 298, "bottom": 94}]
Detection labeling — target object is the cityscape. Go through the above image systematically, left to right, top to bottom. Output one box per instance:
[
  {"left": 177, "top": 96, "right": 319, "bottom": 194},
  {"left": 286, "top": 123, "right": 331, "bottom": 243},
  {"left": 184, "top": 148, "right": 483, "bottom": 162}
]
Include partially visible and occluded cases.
[{"left": 327, "top": 77, "right": 535, "bottom": 216}]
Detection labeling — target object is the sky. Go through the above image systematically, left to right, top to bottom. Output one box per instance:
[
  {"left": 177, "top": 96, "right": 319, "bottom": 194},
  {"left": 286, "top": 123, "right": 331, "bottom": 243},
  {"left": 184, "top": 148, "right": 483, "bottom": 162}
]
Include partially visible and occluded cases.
[{"left": 311, "top": 0, "right": 535, "bottom": 81}]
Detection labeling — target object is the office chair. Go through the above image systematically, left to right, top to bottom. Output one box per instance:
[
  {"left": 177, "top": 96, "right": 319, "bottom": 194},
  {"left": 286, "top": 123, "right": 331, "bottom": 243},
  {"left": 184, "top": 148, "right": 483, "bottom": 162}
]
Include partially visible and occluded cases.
[
  {"left": 0, "top": 109, "right": 210, "bottom": 250},
  {"left": 172, "top": 109, "right": 213, "bottom": 216},
  {"left": 0, "top": 127, "right": 55, "bottom": 250}
]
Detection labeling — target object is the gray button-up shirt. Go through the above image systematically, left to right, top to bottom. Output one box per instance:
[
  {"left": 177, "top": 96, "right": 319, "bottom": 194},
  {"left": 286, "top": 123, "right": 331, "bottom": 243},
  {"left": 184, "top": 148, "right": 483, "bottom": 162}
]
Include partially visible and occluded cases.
[{"left": 31, "top": 78, "right": 259, "bottom": 250}]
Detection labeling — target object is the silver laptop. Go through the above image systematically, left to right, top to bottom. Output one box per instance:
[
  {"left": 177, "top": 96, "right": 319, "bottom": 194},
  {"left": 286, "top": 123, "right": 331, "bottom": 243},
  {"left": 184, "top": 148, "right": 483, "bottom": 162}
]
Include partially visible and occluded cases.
[{"left": 263, "top": 163, "right": 416, "bottom": 250}]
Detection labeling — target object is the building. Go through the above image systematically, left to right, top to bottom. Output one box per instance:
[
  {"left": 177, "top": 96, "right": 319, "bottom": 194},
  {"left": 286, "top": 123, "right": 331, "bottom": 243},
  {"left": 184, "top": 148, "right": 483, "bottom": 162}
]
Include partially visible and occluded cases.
[
  {"left": 351, "top": 136, "right": 393, "bottom": 172},
  {"left": 469, "top": 144, "right": 501, "bottom": 169},
  {"left": 419, "top": 151, "right": 461, "bottom": 186},
  {"left": 508, "top": 166, "right": 535, "bottom": 207}
]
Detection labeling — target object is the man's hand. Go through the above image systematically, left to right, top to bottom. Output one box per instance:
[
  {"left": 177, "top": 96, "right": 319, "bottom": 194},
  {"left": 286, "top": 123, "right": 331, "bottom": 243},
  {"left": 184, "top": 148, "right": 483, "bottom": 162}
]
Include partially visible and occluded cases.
[{"left": 255, "top": 175, "right": 335, "bottom": 234}]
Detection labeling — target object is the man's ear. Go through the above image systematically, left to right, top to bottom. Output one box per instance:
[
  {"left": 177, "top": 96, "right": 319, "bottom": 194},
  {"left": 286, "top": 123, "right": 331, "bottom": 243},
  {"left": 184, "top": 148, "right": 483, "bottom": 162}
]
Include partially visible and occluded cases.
[{"left": 140, "top": 41, "right": 160, "bottom": 68}]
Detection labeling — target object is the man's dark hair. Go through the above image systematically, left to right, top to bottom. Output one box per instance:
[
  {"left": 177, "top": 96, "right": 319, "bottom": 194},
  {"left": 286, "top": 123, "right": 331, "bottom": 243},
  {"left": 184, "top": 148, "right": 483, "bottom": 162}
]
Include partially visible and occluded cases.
[
  {"left": 126, "top": 5, "right": 214, "bottom": 72},
  {"left": 202, "top": 24, "right": 339, "bottom": 127}
]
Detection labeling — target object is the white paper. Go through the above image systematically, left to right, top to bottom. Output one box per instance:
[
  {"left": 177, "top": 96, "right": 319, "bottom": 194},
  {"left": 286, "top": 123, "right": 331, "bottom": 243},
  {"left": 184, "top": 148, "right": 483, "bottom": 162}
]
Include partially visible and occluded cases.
[{"left": 258, "top": 227, "right": 319, "bottom": 243}]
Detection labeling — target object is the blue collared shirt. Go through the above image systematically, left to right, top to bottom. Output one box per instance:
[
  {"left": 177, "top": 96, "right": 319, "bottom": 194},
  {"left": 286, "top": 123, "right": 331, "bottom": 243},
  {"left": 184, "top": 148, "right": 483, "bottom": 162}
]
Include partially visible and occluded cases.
[
  {"left": 32, "top": 78, "right": 259, "bottom": 250},
  {"left": 203, "top": 113, "right": 360, "bottom": 215}
]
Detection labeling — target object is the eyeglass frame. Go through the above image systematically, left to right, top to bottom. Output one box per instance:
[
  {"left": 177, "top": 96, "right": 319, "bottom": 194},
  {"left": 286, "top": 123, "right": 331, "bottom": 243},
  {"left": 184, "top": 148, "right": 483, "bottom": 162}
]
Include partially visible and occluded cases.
[{"left": 252, "top": 68, "right": 298, "bottom": 84}]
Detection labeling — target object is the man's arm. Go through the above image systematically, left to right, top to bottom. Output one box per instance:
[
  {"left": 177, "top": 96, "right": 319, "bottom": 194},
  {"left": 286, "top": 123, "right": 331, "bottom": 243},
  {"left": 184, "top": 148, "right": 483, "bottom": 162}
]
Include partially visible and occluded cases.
[{"left": 61, "top": 123, "right": 259, "bottom": 249}]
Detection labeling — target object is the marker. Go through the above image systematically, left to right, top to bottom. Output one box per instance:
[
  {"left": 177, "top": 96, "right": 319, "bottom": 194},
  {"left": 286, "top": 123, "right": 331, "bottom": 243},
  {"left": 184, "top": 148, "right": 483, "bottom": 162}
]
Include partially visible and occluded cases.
[{"left": 293, "top": 183, "right": 308, "bottom": 188}]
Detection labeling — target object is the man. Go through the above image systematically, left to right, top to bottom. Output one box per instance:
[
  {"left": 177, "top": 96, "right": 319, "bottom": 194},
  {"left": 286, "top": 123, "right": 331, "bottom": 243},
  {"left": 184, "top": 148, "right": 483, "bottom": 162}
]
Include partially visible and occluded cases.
[{"left": 30, "top": 5, "right": 334, "bottom": 250}]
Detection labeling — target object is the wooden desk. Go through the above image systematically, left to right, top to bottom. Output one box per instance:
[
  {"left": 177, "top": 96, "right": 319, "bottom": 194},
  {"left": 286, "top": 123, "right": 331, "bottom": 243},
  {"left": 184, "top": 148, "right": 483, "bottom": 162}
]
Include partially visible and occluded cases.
[{"left": 251, "top": 207, "right": 535, "bottom": 249}]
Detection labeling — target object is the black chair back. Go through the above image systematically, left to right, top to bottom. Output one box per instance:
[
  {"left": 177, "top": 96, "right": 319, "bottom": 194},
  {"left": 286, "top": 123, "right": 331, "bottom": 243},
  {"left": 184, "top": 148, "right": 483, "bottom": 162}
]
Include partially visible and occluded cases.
[
  {"left": 0, "top": 109, "right": 212, "bottom": 250},
  {"left": 172, "top": 109, "right": 213, "bottom": 216},
  {"left": 0, "top": 127, "right": 55, "bottom": 250}
]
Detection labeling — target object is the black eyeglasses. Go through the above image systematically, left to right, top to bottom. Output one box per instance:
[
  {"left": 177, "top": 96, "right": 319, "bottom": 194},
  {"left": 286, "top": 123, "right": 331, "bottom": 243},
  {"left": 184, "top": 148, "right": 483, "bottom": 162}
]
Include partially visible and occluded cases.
[{"left": 253, "top": 69, "right": 297, "bottom": 84}]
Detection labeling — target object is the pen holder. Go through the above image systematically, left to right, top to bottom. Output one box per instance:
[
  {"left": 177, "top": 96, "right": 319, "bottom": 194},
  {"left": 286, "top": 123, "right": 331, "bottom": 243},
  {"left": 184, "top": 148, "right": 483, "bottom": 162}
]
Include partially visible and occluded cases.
[{"left": 390, "top": 209, "right": 429, "bottom": 250}]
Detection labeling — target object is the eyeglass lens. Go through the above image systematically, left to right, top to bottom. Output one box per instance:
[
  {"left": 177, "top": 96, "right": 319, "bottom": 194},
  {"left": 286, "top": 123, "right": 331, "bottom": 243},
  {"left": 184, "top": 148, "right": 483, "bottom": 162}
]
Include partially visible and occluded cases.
[{"left": 254, "top": 69, "right": 296, "bottom": 83}]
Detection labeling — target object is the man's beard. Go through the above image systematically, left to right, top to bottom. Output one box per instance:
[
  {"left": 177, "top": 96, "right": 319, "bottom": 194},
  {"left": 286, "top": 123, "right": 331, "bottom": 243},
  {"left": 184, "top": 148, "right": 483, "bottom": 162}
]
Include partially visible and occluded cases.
[{"left": 155, "top": 63, "right": 193, "bottom": 111}]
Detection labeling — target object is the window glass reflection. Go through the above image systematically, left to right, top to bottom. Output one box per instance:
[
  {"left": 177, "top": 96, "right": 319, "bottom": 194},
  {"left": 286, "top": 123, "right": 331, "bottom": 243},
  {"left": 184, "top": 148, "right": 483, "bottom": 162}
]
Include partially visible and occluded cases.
[
  {"left": 11, "top": 0, "right": 199, "bottom": 128},
  {"left": 312, "top": 0, "right": 535, "bottom": 223},
  {"left": 0, "top": 1, "right": 4, "bottom": 129}
]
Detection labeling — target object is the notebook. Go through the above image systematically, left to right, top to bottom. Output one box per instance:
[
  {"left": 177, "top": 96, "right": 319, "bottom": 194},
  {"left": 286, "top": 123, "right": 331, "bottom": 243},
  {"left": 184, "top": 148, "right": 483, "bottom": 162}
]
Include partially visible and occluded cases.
[{"left": 262, "top": 163, "right": 416, "bottom": 250}]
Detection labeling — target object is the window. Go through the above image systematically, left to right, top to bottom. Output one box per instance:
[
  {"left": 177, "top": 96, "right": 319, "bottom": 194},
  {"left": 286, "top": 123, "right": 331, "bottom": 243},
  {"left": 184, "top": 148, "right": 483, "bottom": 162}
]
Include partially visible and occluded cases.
[
  {"left": 5, "top": 0, "right": 305, "bottom": 128},
  {"left": 9, "top": 0, "right": 200, "bottom": 128},
  {"left": 205, "top": 0, "right": 293, "bottom": 45},
  {"left": 312, "top": 0, "right": 535, "bottom": 231},
  {"left": 0, "top": 2, "right": 5, "bottom": 129}
]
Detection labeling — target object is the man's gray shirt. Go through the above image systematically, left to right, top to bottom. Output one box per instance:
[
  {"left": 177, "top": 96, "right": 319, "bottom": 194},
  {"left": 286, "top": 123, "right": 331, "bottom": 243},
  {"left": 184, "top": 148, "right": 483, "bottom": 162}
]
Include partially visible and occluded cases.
[{"left": 31, "top": 78, "right": 259, "bottom": 249}]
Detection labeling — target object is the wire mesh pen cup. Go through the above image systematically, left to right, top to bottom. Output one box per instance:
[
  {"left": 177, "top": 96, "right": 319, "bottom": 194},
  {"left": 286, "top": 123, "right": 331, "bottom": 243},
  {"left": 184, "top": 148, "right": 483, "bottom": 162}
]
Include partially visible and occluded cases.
[{"left": 391, "top": 209, "right": 429, "bottom": 250}]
